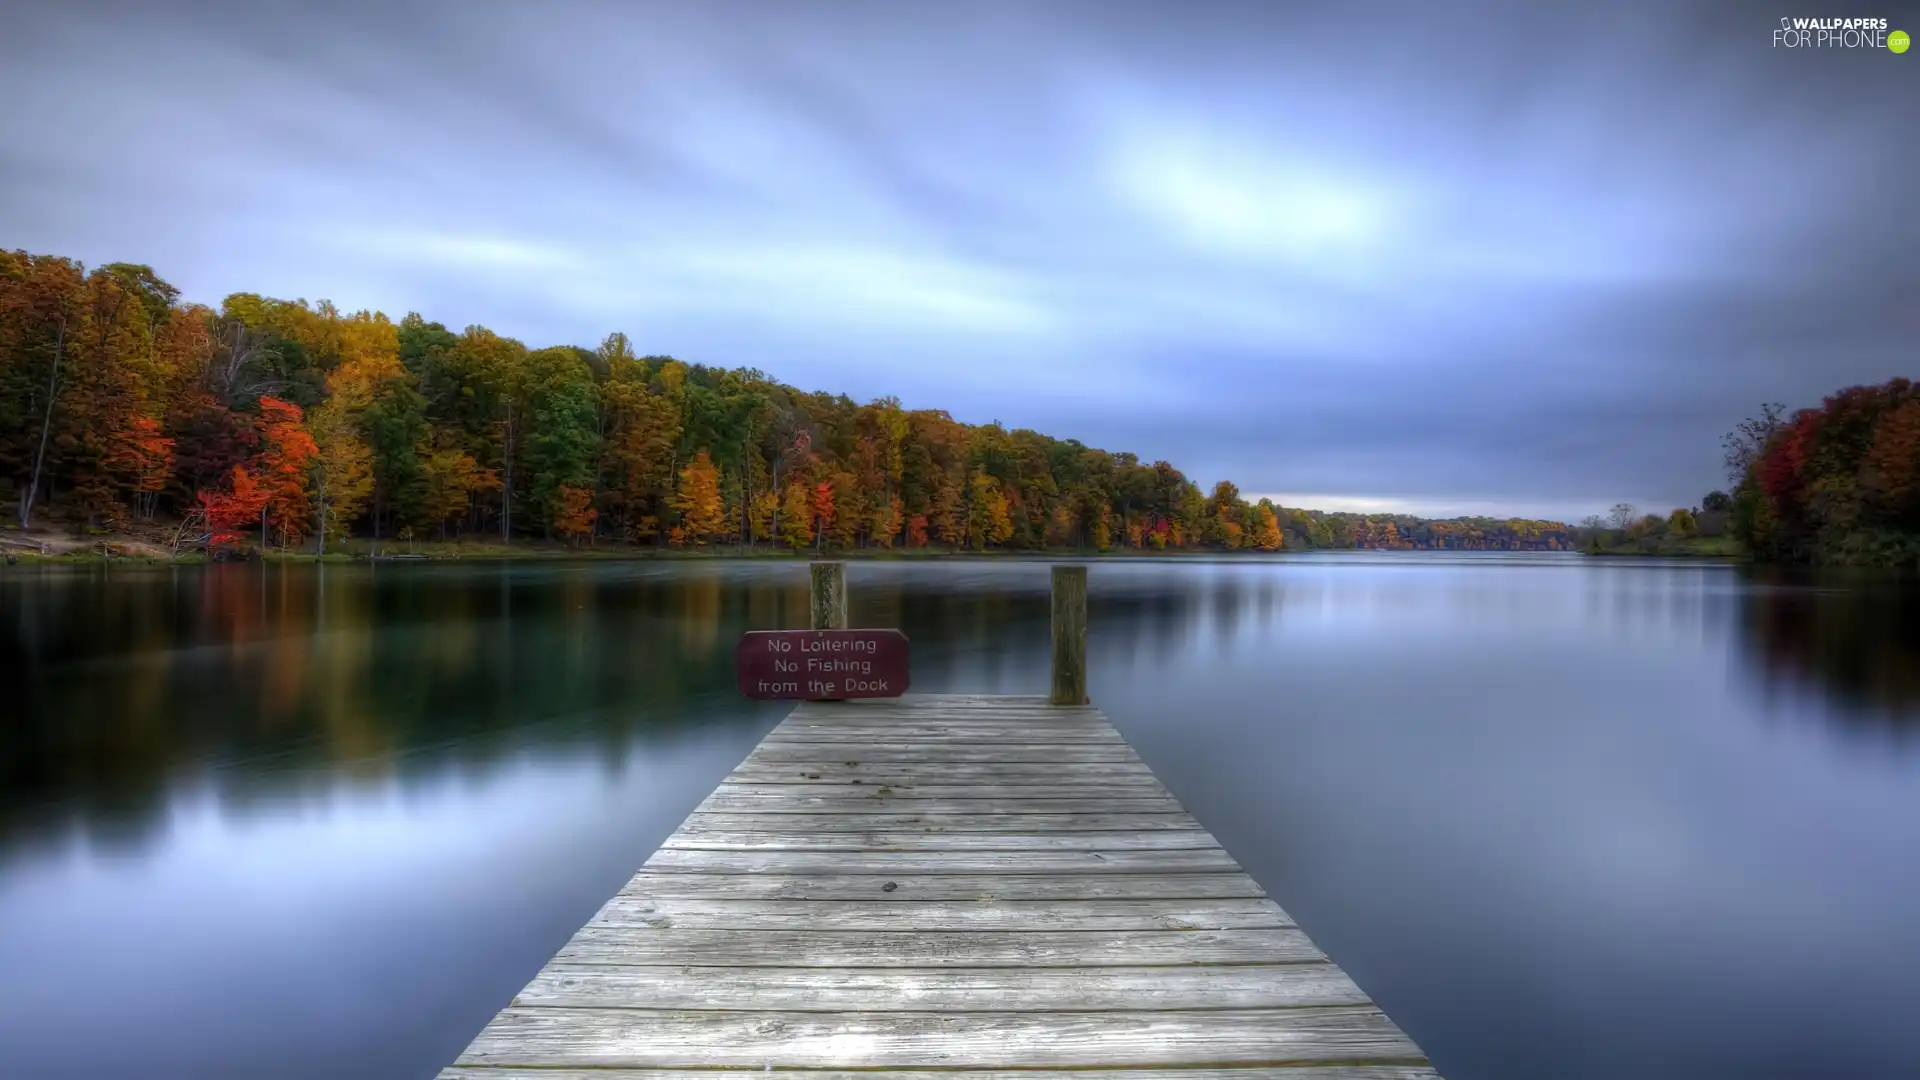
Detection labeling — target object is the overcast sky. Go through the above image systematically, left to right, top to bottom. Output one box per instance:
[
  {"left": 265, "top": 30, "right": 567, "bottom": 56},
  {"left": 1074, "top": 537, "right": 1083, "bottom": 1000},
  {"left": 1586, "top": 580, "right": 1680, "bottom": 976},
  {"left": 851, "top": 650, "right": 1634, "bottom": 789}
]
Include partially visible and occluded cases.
[{"left": 3, "top": 1, "right": 1914, "bottom": 520}]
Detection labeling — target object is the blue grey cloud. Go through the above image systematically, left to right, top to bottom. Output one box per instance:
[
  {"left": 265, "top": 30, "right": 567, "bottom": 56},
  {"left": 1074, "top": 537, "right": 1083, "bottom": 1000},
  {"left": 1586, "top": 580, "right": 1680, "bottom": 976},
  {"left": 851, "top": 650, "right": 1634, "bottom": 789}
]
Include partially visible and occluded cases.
[{"left": 3, "top": 0, "right": 1914, "bottom": 520}]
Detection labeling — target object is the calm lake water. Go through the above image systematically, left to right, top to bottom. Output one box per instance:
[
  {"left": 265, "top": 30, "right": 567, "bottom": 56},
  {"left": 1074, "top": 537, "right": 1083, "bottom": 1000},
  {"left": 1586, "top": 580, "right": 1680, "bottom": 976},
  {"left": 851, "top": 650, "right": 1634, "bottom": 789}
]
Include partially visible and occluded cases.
[{"left": 3, "top": 554, "right": 1917, "bottom": 1079}]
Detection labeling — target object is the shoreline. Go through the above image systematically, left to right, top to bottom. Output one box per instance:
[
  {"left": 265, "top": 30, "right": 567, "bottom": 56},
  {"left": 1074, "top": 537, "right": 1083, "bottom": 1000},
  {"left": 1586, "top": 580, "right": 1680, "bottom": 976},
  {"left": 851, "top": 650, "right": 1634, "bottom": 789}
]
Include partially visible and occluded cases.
[{"left": 1, "top": 537, "right": 1739, "bottom": 566}]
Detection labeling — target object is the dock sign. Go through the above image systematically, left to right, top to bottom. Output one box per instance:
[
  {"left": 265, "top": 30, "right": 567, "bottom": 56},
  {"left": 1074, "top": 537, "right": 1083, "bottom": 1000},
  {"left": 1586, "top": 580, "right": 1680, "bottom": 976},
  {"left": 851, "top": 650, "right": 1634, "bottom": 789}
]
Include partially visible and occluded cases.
[{"left": 735, "top": 629, "right": 911, "bottom": 700}]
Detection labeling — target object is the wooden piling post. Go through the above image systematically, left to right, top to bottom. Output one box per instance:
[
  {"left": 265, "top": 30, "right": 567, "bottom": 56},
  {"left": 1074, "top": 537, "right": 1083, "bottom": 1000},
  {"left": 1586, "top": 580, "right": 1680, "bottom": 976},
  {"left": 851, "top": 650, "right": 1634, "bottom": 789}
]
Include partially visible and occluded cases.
[
  {"left": 810, "top": 561, "right": 848, "bottom": 630},
  {"left": 1050, "top": 564, "right": 1088, "bottom": 706}
]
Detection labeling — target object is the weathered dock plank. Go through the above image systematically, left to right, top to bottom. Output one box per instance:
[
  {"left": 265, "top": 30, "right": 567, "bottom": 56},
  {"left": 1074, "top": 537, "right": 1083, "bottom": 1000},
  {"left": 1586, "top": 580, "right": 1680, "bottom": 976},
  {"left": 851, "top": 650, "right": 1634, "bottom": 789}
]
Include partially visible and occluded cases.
[
  {"left": 441, "top": 695, "right": 1438, "bottom": 1079},
  {"left": 750, "top": 743, "right": 1145, "bottom": 760},
  {"left": 727, "top": 761, "right": 1162, "bottom": 782},
  {"left": 696, "top": 792, "right": 1188, "bottom": 812},
  {"left": 677, "top": 810, "right": 1206, "bottom": 831},
  {"left": 660, "top": 829, "right": 1222, "bottom": 850},
  {"left": 641, "top": 847, "right": 1241, "bottom": 873},
  {"left": 613, "top": 871, "right": 1270, "bottom": 901},
  {"left": 588, "top": 896, "right": 1290, "bottom": 930},
  {"left": 551, "top": 926, "right": 1324, "bottom": 967},
  {"left": 511, "top": 963, "right": 1359, "bottom": 1009},
  {"left": 456, "top": 1006, "right": 1423, "bottom": 1068},
  {"left": 445, "top": 1060, "right": 1443, "bottom": 1068}
]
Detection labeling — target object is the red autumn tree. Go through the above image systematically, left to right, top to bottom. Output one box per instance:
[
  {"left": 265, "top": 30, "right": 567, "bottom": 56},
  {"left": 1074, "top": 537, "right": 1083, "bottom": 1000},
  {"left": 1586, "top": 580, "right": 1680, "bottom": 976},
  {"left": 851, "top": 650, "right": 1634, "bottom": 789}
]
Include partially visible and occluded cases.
[
  {"left": 197, "top": 465, "right": 270, "bottom": 551},
  {"left": 811, "top": 480, "right": 836, "bottom": 549}
]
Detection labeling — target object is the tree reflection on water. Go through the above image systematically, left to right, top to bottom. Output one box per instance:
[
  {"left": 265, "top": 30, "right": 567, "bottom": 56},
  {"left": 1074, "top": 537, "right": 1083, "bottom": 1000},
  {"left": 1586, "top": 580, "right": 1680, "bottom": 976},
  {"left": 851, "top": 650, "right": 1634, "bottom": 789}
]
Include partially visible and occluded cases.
[{"left": 1737, "top": 568, "right": 1920, "bottom": 728}]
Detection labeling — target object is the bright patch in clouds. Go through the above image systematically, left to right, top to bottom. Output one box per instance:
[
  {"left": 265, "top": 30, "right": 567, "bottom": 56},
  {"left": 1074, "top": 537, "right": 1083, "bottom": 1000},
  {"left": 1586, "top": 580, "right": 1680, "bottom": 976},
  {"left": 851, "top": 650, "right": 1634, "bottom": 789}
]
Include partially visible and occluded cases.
[
  {"left": 1112, "top": 127, "right": 1399, "bottom": 270},
  {"left": 329, "top": 229, "right": 587, "bottom": 273}
]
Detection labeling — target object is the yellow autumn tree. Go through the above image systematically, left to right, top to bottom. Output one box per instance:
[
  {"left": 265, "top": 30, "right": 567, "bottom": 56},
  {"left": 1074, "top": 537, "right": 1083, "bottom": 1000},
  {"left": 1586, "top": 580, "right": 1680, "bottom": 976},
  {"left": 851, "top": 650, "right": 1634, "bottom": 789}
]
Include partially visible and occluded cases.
[
  {"left": 305, "top": 318, "right": 395, "bottom": 553},
  {"left": 306, "top": 398, "right": 372, "bottom": 552},
  {"left": 418, "top": 448, "right": 491, "bottom": 536},
  {"left": 673, "top": 450, "right": 725, "bottom": 543},
  {"left": 965, "top": 472, "right": 1013, "bottom": 549},
  {"left": 780, "top": 480, "right": 814, "bottom": 550},
  {"left": 749, "top": 489, "right": 780, "bottom": 544},
  {"left": 869, "top": 493, "right": 903, "bottom": 548},
  {"left": 1253, "top": 503, "right": 1284, "bottom": 551}
]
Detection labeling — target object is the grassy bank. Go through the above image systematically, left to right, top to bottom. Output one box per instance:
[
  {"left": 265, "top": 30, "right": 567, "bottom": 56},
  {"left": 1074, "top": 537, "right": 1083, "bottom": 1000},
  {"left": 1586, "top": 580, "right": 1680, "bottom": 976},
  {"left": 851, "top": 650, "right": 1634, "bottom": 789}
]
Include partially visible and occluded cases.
[{"left": 1584, "top": 535, "right": 1743, "bottom": 558}]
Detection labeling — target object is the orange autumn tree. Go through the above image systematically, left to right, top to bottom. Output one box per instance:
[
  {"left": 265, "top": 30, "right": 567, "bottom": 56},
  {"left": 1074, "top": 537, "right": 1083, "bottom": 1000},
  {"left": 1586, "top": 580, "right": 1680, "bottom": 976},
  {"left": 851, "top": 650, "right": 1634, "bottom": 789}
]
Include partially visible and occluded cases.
[
  {"left": 255, "top": 396, "right": 317, "bottom": 546},
  {"left": 106, "top": 414, "right": 174, "bottom": 520},
  {"left": 673, "top": 450, "right": 725, "bottom": 543},
  {"left": 827, "top": 470, "right": 862, "bottom": 548},
  {"left": 553, "top": 484, "right": 597, "bottom": 545}
]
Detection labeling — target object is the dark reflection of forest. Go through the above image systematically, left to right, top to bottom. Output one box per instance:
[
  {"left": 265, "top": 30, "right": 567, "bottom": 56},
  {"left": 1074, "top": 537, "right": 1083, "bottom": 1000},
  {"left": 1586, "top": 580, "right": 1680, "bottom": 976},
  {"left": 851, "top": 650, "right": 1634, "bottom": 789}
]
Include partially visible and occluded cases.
[
  {"left": 0, "top": 562, "right": 1217, "bottom": 852},
  {"left": 0, "top": 564, "right": 773, "bottom": 851},
  {"left": 1736, "top": 569, "right": 1920, "bottom": 727}
]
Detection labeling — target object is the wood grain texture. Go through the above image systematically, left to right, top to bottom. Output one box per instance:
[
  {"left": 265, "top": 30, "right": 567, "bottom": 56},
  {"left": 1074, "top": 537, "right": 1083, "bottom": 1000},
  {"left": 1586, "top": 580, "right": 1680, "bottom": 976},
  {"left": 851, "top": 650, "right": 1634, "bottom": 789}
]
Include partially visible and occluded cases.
[
  {"left": 809, "top": 561, "right": 847, "bottom": 630},
  {"left": 1051, "top": 564, "right": 1089, "bottom": 705},
  {"left": 442, "top": 695, "right": 1437, "bottom": 1079},
  {"left": 766, "top": 728, "right": 1127, "bottom": 744},
  {"left": 750, "top": 743, "right": 1145, "bottom": 761},
  {"left": 726, "top": 762, "right": 1162, "bottom": 785},
  {"left": 714, "top": 775, "right": 1165, "bottom": 791},
  {"left": 708, "top": 783, "right": 1176, "bottom": 802},
  {"left": 697, "top": 793, "right": 1189, "bottom": 813},
  {"left": 678, "top": 811, "right": 1206, "bottom": 832},
  {"left": 661, "top": 831, "right": 1221, "bottom": 852},
  {"left": 642, "top": 848, "right": 1239, "bottom": 874},
  {"left": 619, "top": 872, "right": 1269, "bottom": 901},
  {"left": 590, "top": 897, "right": 1291, "bottom": 931},
  {"left": 553, "top": 927, "right": 1322, "bottom": 967},
  {"left": 512, "top": 962, "right": 1354, "bottom": 1009},
  {"left": 454, "top": 1007, "right": 1423, "bottom": 1068},
  {"left": 441, "top": 1060, "right": 1443, "bottom": 1068}
]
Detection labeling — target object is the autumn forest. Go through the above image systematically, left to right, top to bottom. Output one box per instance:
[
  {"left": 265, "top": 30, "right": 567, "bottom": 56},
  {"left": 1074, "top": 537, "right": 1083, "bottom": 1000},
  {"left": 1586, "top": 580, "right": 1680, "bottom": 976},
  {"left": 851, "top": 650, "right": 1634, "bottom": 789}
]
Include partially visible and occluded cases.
[{"left": 1, "top": 251, "right": 1584, "bottom": 557}]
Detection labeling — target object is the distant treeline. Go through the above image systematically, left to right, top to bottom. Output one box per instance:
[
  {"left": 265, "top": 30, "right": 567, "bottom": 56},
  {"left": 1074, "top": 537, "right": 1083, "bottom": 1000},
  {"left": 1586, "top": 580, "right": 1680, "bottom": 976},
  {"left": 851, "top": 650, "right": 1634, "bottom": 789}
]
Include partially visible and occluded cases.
[{"left": 1, "top": 249, "right": 1581, "bottom": 554}]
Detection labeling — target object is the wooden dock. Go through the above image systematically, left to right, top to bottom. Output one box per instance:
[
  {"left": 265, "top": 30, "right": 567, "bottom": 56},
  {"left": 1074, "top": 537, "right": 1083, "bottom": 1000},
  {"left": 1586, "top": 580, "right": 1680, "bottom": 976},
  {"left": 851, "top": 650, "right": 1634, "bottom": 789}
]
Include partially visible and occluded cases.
[{"left": 439, "top": 692, "right": 1440, "bottom": 1079}]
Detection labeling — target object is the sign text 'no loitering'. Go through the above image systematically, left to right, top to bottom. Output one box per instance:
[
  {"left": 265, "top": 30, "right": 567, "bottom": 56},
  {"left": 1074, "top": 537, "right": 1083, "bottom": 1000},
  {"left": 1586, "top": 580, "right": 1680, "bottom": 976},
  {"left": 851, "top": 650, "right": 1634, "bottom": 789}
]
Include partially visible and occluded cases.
[{"left": 735, "top": 629, "right": 911, "bottom": 700}]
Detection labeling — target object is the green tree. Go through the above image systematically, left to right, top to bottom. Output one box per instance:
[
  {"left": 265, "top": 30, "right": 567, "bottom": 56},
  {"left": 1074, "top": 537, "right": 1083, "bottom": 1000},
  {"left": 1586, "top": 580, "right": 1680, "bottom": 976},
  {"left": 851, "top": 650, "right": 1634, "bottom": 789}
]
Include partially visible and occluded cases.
[{"left": 518, "top": 346, "right": 600, "bottom": 536}]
